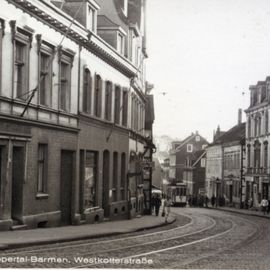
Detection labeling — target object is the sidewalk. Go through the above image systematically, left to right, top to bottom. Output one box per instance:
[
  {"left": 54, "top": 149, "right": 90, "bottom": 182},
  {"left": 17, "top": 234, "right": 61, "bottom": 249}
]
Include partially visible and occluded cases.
[
  {"left": 209, "top": 206, "right": 270, "bottom": 219},
  {"left": 0, "top": 214, "right": 175, "bottom": 250}
]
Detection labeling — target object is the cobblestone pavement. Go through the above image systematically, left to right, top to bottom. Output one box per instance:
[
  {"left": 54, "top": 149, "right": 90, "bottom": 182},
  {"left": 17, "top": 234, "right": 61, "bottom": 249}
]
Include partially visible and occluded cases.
[{"left": 0, "top": 208, "right": 269, "bottom": 269}]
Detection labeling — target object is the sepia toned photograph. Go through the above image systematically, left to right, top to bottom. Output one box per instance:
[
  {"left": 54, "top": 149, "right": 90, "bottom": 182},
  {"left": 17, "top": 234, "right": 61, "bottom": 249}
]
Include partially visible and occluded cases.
[{"left": 0, "top": 0, "right": 270, "bottom": 269}]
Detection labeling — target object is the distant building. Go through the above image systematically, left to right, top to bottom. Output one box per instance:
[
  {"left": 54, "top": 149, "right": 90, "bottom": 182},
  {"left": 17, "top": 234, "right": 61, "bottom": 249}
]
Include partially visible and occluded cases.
[
  {"left": 245, "top": 78, "right": 270, "bottom": 208},
  {"left": 205, "top": 115, "right": 246, "bottom": 207},
  {"left": 168, "top": 132, "right": 208, "bottom": 194},
  {"left": 182, "top": 150, "right": 206, "bottom": 197}
]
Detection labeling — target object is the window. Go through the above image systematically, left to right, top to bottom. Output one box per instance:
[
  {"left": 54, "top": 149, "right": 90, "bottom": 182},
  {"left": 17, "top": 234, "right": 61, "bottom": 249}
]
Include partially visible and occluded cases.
[
  {"left": 87, "top": 5, "right": 96, "bottom": 32},
  {"left": 11, "top": 23, "right": 33, "bottom": 100},
  {"left": 117, "top": 33, "right": 125, "bottom": 55},
  {"left": 15, "top": 41, "right": 28, "bottom": 100},
  {"left": 58, "top": 48, "right": 74, "bottom": 112},
  {"left": 39, "top": 52, "right": 52, "bottom": 106},
  {"left": 60, "top": 62, "right": 70, "bottom": 111},
  {"left": 82, "top": 68, "right": 92, "bottom": 113},
  {"left": 94, "top": 74, "right": 102, "bottom": 117},
  {"left": 105, "top": 81, "right": 112, "bottom": 121},
  {"left": 114, "top": 86, "right": 121, "bottom": 124},
  {"left": 122, "top": 89, "right": 128, "bottom": 126},
  {"left": 265, "top": 110, "right": 269, "bottom": 135},
  {"left": 248, "top": 116, "right": 251, "bottom": 138},
  {"left": 195, "top": 135, "right": 200, "bottom": 142},
  {"left": 254, "top": 141, "right": 261, "bottom": 168},
  {"left": 264, "top": 142, "right": 268, "bottom": 169},
  {"left": 37, "top": 144, "right": 48, "bottom": 193},
  {"left": 187, "top": 144, "right": 193, "bottom": 153},
  {"left": 247, "top": 144, "right": 251, "bottom": 168},
  {"left": 83, "top": 151, "right": 97, "bottom": 208},
  {"left": 113, "top": 152, "right": 118, "bottom": 201},
  {"left": 121, "top": 153, "right": 126, "bottom": 200},
  {"left": 201, "top": 158, "right": 206, "bottom": 167}
]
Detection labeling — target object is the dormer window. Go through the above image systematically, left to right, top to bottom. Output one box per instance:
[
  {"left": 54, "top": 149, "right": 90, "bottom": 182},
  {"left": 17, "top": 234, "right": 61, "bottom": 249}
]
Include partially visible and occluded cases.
[
  {"left": 120, "top": 0, "right": 128, "bottom": 17},
  {"left": 87, "top": 4, "right": 97, "bottom": 33},
  {"left": 117, "top": 32, "right": 125, "bottom": 55}
]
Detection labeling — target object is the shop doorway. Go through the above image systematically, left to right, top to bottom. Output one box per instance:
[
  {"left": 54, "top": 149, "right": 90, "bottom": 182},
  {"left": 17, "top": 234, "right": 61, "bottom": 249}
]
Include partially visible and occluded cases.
[{"left": 11, "top": 146, "right": 24, "bottom": 221}]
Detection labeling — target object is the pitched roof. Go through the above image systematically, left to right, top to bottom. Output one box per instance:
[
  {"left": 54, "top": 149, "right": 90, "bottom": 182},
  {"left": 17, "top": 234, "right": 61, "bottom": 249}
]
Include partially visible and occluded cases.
[{"left": 215, "top": 122, "right": 246, "bottom": 144}]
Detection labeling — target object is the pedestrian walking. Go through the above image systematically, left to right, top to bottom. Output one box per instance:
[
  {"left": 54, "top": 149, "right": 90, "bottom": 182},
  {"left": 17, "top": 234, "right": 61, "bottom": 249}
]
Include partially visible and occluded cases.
[
  {"left": 154, "top": 195, "right": 161, "bottom": 216},
  {"left": 211, "top": 195, "right": 216, "bottom": 207},
  {"left": 163, "top": 196, "right": 172, "bottom": 223},
  {"left": 205, "top": 196, "right": 209, "bottom": 208},
  {"left": 261, "top": 198, "right": 268, "bottom": 215}
]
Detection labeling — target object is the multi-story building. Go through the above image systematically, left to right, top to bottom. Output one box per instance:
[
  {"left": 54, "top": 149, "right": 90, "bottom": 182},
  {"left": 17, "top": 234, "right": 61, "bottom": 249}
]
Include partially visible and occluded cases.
[
  {"left": 0, "top": 0, "right": 152, "bottom": 230},
  {"left": 245, "top": 78, "right": 270, "bottom": 208},
  {"left": 205, "top": 115, "right": 245, "bottom": 207},
  {"left": 168, "top": 132, "right": 208, "bottom": 195},
  {"left": 205, "top": 144, "right": 223, "bottom": 199},
  {"left": 183, "top": 150, "right": 206, "bottom": 197}
]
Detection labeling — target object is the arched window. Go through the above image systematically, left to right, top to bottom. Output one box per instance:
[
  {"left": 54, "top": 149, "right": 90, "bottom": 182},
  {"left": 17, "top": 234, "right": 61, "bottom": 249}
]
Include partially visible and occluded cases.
[
  {"left": 82, "top": 68, "right": 92, "bottom": 113},
  {"left": 94, "top": 74, "right": 102, "bottom": 117},
  {"left": 105, "top": 81, "right": 112, "bottom": 121},
  {"left": 114, "top": 85, "right": 121, "bottom": 124},
  {"left": 248, "top": 116, "right": 251, "bottom": 138},
  {"left": 254, "top": 141, "right": 261, "bottom": 170},
  {"left": 264, "top": 142, "right": 268, "bottom": 171}
]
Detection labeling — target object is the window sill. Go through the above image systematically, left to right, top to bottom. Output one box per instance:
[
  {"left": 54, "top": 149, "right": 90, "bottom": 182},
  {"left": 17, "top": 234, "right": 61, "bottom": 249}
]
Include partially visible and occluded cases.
[{"left": 36, "top": 193, "right": 49, "bottom": 200}]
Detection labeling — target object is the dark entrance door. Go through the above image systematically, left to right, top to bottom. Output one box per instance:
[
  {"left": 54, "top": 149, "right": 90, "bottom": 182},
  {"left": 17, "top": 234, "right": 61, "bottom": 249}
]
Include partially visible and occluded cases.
[
  {"left": 11, "top": 146, "right": 24, "bottom": 220},
  {"left": 60, "top": 150, "right": 74, "bottom": 225},
  {"left": 102, "top": 150, "right": 110, "bottom": 217},
  {"left": 262, "top": 183, "right": 269, "bottom": 199},
  {"left": 229, "top": 185, "right": 233, "bottom": 203}
]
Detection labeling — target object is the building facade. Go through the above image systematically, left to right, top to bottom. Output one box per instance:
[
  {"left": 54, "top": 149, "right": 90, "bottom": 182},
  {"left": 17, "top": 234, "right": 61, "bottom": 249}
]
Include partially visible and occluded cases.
[
  {"left": 0, "top": 0, "right": 152, "bottom": 230},
  {"left": 245, "top": 78, "right": 270, "bottom": 208},
  {"left": 205, "top": 122, "right": 246, "bottom": 207},
  {"left": 168, "top": 132, "right": 208, "bottom": 195}
]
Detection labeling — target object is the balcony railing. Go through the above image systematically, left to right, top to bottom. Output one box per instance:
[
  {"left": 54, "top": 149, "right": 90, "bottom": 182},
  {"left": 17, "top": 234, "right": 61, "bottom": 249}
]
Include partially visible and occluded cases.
[{"left": 246, "top": 167, "right": 268, "bottom": 175}]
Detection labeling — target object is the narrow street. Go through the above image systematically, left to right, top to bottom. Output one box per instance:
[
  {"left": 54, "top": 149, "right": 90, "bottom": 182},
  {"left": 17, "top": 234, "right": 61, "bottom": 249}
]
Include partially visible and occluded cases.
[{"left": 1, "top": 208, "right": 269, "bottom": 269}]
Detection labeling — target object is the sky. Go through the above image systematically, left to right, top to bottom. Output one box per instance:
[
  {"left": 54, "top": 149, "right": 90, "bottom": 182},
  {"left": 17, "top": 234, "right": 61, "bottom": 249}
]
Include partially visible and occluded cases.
[{"left": 146, "top": 0, "right": 270, "bottom": 142}]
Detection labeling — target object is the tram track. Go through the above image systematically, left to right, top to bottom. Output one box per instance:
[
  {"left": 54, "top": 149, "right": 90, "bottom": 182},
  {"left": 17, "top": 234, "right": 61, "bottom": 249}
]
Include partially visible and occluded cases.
[
  {"left": 1, "top": 213, "right": 195, "bottom": 256},
  {"left": 74, "top": 215, "right": 234, "bottom": 268}
]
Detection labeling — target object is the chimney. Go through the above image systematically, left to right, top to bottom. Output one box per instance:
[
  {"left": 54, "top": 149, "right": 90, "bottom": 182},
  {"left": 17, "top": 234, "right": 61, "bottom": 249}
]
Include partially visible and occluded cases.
[{"left": 238, "top": 109, "right": 242, "bottom": 125}]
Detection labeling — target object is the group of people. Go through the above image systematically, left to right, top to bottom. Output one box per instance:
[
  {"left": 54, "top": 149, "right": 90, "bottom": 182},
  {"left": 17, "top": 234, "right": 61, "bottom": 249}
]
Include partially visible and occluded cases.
[{"left": 151, "top": 194, "right": 172, "bottom": 223}]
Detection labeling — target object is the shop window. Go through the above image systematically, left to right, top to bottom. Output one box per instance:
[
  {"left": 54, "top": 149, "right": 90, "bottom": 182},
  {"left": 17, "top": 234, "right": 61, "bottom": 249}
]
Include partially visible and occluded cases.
[
  {"left": 82, "top": 68, "right": 92, "bottom": 113},
  {"left": 94, "top": 74, "right": 102, "bottom": 117},
  {"left": 105, "top": 81, "right": 112, "bottom": 121},
  {"left": 114, "top": 86, "right": 121, "bottom": 124},
  {"left": 37, "top": 144, "right": 48, "bottom": 193},
  {"left": 83, "top": 151, "right": 97, "bottom": 208}
]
